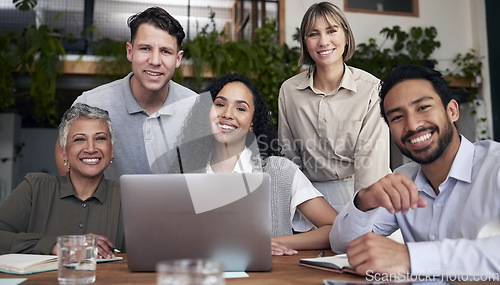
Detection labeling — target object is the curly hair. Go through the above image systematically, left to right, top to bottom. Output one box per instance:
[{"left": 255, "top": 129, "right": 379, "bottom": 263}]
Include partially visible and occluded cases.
[
  {"left": 169, "top": 73, "right": 280, "bottom": 173},
  {"left": 206, "top": 73, "right": 280, "bottom": 158}
]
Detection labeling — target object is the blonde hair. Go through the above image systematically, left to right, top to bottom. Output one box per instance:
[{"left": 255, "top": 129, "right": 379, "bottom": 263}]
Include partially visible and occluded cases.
[{"left": 298, "top": 2, "right": 355, "bottom": 66}]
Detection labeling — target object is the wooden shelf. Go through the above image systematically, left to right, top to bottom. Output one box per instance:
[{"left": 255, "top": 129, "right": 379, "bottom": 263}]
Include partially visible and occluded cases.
[
  {"left": 61, "top": 56, "right": 213, "bottom": 78},
  {"left": 60, "top": 57, "right": 481, "bottom": 88},
  {"left": 62, "top": 59, "right": 105, "bottom": 75},
  {"left": 443, "top": 75, "right": 481, "bottom": 88}
]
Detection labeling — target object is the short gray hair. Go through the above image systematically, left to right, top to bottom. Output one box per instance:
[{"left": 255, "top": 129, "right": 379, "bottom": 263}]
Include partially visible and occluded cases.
[{"left": 58, "top": 103, "right": 114, "bottom": 149}]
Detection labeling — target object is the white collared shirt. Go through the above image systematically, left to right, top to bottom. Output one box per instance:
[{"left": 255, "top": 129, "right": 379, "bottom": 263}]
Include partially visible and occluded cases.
[{"left": 207, "top": 147, "right": 323, "bottom": 232}]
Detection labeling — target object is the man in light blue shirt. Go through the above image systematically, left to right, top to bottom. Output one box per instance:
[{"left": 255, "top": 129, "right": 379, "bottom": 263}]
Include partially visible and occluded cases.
[{"left": 330, "top": 65, "right": 500, "bottom": 280}]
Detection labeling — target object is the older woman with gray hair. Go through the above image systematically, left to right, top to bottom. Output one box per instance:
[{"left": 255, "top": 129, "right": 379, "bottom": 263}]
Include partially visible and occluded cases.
[{"left": 0, "top": 103, "right": 124, "bottom": 259}]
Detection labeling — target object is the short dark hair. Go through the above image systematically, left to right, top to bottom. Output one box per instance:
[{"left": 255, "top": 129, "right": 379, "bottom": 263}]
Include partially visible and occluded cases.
[
  {"left": 127, "top": 6, "right": 185, "bottom": 49},
  {"left": 379, "top": 65, "right": 453, "bottom": 124}
]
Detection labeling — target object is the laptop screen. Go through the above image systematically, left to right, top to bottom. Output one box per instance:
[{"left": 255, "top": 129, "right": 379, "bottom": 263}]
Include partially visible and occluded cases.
[{"left": 120, "top": 173, "right": 272, "bottom": 272}]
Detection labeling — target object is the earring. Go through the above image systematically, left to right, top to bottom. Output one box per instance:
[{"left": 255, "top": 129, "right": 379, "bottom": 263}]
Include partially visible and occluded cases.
[
  {"left": 110, "top": 158, "right": 113, "bottom": 164},
  {"left": 63, "top": 160, "right": 68, "bottom": 166}
]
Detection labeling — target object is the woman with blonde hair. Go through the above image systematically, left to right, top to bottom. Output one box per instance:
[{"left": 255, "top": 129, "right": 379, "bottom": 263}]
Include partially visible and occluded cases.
[{"left": 278, "top": 2, "right": 391, "bottom": 215}]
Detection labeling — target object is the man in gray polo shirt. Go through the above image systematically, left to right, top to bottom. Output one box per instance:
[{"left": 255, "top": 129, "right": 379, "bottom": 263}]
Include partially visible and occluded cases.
[{"left": 56, "top": 7, "right": 197, "bottom": 180}]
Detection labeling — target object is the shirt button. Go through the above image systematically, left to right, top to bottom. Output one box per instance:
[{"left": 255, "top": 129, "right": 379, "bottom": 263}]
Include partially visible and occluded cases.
[
  {"left": 435, "top": 201, "right": 442, "bottom": 208},
  {"left": 81, "top": 203, "right": 87, "bottom": 208},
  {"left": 79, "top": 224, "right": 84, "bottom": 228},
  {"left": 429, "top": 234, "right": 436, "bottom": 240}
]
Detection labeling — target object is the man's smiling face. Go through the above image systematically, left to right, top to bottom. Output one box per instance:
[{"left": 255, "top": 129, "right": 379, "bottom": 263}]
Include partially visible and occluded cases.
[{"left": 384, "top": 79, "right": 457, "bottom": 164}]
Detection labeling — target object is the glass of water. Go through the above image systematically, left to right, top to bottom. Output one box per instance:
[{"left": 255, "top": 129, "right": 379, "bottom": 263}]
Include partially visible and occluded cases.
[
  {"left": 57, "top": 235, "right": 98, "bottom": 284},
  {"left": 156, "top": 258, "right": 225, "bottom": 285}
]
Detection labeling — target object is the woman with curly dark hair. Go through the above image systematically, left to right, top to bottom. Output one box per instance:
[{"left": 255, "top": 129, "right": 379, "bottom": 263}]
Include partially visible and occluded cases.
[{"left": 167, "top": 73, "right": 337, "bottom": 256}]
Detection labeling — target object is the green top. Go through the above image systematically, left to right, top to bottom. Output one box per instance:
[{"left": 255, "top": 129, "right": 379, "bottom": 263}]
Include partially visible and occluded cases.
[{"left": 0, "top": 173, "right": 124, "bottom": 254}]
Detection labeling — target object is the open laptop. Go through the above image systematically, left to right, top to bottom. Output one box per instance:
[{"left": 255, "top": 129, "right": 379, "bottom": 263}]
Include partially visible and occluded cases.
[{"left": 119, "top": 173, "right": 272, "bottom": 272}]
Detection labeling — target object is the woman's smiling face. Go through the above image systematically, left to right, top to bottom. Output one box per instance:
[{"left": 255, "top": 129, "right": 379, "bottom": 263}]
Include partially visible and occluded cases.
[
  {"left": 305, "top": 16, "right": 347, "bottom": 68},
  {"left": 210, "top": 81, "right": 255, "bottom": 147},
  {"left": 63, "top": 117, "right": 113, "bottom": 180}
]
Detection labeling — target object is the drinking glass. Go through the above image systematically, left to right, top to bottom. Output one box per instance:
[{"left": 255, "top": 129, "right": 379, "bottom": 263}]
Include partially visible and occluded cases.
[
  {"left": 57, "top": 235, "right": 98, "bottom": 284},
  {"left": 157, "top": 258, "right": 224, "bottom": 285}
]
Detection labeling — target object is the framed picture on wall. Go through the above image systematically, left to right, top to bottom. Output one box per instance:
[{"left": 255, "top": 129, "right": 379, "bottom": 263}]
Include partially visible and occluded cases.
[{"left": 344, "top": 0, "right": 419, "bottom": 17}]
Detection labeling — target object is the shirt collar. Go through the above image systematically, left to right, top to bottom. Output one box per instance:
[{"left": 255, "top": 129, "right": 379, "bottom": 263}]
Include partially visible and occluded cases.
[
  {"left": 296, "top": 64, "right": 357, "bottom": 94},
  {"left": 123, "top": 72, "right": 177, "bottom": 116},
  {"left": 123, "top": 73, "right": 143, "bottom": 114},
  {"left": 415, "top": 135, "right": 473, "bottom": 196},
  {"left": 447, "top": 135, "right": 473, "bottom": 183},
  {"left": 206, "top": 147, "right": 254, "bottom": 173},
  {"left": 59, "top": 174, "right": 107, "bottom": 204}
]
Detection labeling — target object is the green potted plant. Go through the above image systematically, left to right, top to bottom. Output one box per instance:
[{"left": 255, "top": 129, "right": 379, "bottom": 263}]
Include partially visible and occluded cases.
[
  {"left": 0, "top": 1, "right": 65, "bottom": 127},
  {"left": 182, "top": 11, "right": 257, "bottom": 90},
  {"left": 181, "top": 14, "right": 300, "bottom": 125},
  {"left": 251, "top": 19, "right": 301, "bottom": 125},
  {"left": 21, "top": 24, "right": 66, "bottom": 126},
  {"left": 348, "top": 25, "right": 441, "bottom": 79},
  {"left": 0, "top": 31, "right": 21, "bottom": 112},
  {"left": 93, "top": 38, "right": 130, "bottom": 80},
  {"left": 445, "top": 48, "right": 483, "bottom": 102},
  {"left": 445, "top": 49, "right": 487, "bottom": 140}
]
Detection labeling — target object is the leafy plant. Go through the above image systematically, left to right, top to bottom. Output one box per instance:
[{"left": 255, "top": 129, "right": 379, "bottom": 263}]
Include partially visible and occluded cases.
[
  {"left": 0, "top": 3, "right": 66, "bottom": 126},
  {"left": 182, "top": 11, "right": 256, "bottom": 90},
  {"left": 182, "top": 13, "right": 300, "bottom": 125},
  {"left": 252, "top": 19, "right": 301, "bottom": 125},
  {"left": 0, "top": 24, "right": 65, "bottom": 126},
  {"left": 21, "top": 24, "right": 66, "bottom": 126},
  {"left": 348, "top": 25, "right": 441, "bottom": 79},
  {"left": 381, "top": 26, "right": 440, "bottom": 65},
  {"left": 0, "top": 32, "right": 22, "bottom": 111},
  {"left": 94, "top": 38, "right": 130, "bottom": 80},
  {"left": 347, "top": 38, "right": 394, "bottom": 79},
  {"left": 445, "top": 48, "right": 487, "bottom": 139},
  {"left": 445, "top": 49, "right": 483, "bottom": 102},
  {"left": 446, "top": 49, "right": 483, "bottom": 82}
]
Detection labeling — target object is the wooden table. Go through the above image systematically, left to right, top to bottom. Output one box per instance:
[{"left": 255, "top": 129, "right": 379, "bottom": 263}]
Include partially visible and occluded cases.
[
  {"left": 0, "top": 250, "right": 367, "bottom": 284},
  {"left": 0, "top": 251, "right": 496, "bottom": 284}
]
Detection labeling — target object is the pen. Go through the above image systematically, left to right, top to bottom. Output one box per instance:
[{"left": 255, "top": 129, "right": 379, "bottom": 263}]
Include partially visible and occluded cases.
[
  {"left": 109, "top": 247, "right": 121, "bottom": 253},
  {"left": 316, "top": 251, "right": 325, "bottom": 258}
]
